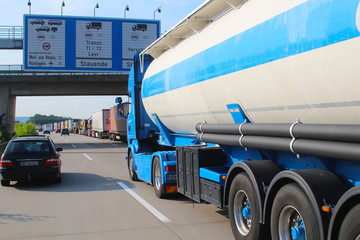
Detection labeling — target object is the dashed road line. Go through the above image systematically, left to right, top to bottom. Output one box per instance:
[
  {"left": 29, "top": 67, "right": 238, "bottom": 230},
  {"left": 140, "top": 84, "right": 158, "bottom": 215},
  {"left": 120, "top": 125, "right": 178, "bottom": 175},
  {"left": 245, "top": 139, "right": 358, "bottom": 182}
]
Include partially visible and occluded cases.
[
  {"left": 72, "top": 144, "right": 77, "bottom": 148},
  {"left": 83, "top": 153, "right": 93, "bottom": 160},
  {"left": 117, "top": 181, "right": 171, "bottom": 223}
]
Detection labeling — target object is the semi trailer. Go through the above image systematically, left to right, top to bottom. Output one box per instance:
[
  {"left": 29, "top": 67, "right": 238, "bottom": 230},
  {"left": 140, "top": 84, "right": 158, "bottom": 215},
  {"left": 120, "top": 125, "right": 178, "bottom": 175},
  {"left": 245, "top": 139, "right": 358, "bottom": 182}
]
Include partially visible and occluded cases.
[
  {"left": 117, "top": 0, "right": 360, "bottom": 239},
  {"left": 91, "top": 109, "right": 110, "bottom": 139}
]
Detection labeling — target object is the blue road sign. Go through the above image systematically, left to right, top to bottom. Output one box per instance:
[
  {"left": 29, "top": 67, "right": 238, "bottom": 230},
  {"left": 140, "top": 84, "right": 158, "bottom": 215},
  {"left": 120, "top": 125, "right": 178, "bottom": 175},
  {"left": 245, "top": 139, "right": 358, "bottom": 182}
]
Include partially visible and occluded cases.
[{"left": 24, "top": 15, "right": 160, "bottom": 72}]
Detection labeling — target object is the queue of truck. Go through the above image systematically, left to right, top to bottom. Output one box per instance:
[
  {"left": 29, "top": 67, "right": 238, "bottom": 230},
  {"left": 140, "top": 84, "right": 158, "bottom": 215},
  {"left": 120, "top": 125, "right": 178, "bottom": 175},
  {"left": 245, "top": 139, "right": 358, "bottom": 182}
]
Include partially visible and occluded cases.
[{"left": 38, "top": 104, "right": 128, "bottom": 142}]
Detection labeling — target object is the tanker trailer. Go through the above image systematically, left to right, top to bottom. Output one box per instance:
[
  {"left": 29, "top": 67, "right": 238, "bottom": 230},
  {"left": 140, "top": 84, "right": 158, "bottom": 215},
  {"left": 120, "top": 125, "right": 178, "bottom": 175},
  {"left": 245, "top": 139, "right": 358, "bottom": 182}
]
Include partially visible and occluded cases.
[{"left": 117, "top": 0, "right": 360, "bottom": 239}]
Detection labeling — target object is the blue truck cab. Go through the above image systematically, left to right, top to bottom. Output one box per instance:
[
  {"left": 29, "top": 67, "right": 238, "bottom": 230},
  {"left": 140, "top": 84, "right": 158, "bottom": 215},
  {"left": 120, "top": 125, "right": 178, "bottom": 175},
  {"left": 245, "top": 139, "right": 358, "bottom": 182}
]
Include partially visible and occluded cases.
[{"left": 117, "top": 54, "right": 178, "bottom": 198}]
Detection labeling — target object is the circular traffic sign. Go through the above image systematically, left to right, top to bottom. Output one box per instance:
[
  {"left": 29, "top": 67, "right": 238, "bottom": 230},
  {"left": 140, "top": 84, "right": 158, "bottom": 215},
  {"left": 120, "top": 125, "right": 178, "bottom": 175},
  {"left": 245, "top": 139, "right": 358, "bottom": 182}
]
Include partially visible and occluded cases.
[
  {"left": 85, "top": 31, "right": 93, "bottom": 39},
  {"left": 42, "top": 42, "right": 51, "bottom": 51}
]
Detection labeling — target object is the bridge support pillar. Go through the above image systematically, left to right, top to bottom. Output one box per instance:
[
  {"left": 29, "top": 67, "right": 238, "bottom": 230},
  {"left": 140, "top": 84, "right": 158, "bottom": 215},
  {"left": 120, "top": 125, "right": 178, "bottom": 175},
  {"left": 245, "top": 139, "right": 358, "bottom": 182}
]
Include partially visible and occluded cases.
[{"left": 0, "top": 83, "right": 16, "bottom": 136}]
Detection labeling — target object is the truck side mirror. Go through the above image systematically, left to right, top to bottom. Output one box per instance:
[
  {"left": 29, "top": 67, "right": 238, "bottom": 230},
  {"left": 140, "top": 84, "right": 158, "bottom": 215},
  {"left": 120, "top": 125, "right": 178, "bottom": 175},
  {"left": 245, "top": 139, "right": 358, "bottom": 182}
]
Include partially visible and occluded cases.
[
  {"left": 115, "top": 97, "right": 123, "bottom": 104},
  {"left": 117, "top": 104, "right": 127, "bottom": 119}
]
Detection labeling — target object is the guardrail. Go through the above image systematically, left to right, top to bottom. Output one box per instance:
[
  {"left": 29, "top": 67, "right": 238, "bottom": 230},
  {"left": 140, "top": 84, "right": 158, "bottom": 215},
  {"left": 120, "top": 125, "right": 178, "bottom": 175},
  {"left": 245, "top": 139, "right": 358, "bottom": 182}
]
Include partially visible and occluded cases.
[
  {"left": 0, "top": 26, "right": 23, "bottom": 39},
  {"left": 0, "top": 65, "right": 128, "bottom": 76}
]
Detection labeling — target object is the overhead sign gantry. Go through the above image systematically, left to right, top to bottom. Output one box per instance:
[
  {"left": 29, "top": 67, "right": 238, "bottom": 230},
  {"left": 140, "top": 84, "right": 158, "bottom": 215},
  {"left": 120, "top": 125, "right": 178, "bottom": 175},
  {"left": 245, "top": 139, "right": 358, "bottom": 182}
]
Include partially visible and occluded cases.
[{"left": 23, "top": 15, "right": 160, "bottom": 72}]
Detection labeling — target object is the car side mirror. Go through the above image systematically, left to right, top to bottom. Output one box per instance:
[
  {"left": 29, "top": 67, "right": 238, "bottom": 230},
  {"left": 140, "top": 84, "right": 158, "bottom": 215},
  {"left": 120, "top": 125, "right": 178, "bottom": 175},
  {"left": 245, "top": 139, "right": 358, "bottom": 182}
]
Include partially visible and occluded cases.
[{"left": 56, "top": 147, "right": 63, "bottom": 152}]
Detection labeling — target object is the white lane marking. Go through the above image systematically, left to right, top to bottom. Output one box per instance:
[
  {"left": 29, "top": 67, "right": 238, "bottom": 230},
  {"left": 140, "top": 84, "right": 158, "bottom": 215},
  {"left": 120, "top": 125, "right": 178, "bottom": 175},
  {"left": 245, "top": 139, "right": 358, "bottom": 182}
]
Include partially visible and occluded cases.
[
  {"left": 72, "top": 144, "right": 77, "bottom": 148},
  {"left": 111, "top": 144, "right": 118, "bottom": 147},
  {"left": 83, "top": 153, "right": 93, "bottom": 160},
  {"left": 117, "top": 181, "right": 171, "bottom": 223}
]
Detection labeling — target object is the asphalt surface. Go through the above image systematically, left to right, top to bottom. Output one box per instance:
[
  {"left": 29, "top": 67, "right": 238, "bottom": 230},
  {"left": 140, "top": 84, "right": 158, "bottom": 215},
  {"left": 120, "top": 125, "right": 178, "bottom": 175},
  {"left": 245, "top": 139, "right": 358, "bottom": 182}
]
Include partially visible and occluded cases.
[{"left": 0, "top": 133, "right": 233, "bottom": 240}]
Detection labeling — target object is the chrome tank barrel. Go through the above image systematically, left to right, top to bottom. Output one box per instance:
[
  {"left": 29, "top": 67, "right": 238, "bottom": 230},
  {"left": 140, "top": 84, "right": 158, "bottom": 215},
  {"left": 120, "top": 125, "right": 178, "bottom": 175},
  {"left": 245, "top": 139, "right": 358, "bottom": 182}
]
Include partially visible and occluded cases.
[{"left": 142, "top": 0, "right": 360, "bottom": 134}]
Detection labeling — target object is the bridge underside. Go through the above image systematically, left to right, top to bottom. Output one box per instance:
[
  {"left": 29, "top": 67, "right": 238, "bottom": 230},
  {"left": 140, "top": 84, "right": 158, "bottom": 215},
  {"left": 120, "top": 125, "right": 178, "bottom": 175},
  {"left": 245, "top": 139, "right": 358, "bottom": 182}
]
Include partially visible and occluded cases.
[
  {"left": 0, "top": 73, "right": 129, "bottom": 134},
  {"left": 1, "top": 74, "right": 128, "bottom": 95}
]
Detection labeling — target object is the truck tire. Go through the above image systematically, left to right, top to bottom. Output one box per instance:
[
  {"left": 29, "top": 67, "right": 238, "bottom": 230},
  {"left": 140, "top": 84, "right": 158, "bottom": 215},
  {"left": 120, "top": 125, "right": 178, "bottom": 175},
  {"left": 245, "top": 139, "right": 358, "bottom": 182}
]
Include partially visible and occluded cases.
[
  {"left": 128, "top": 151, "right": 138, "bottom": 181},
  {"left": 152, "top": 157, "right": 165, "bottom": 198},
  {"left": 229, "top": 173, "right": 264, "bottom": 240},
  {"left": 270, "top": 183, "right": 320, "bottom": 240},
  {"left": 338, "top": 203, "right": 360, "bottom": 240}
]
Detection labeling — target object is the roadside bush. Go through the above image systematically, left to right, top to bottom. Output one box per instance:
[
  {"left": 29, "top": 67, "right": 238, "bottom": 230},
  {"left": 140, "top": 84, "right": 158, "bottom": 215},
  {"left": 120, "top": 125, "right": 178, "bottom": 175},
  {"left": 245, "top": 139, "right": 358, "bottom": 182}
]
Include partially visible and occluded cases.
[
  {"left": 14, "top": 123, "right": 37, "bottom": 137},
  {"left": 0, "top": 126, "right": 9, "bottom": 143},
  {"left": 0, "top": 126, "right": 10, "bottom": 155}
]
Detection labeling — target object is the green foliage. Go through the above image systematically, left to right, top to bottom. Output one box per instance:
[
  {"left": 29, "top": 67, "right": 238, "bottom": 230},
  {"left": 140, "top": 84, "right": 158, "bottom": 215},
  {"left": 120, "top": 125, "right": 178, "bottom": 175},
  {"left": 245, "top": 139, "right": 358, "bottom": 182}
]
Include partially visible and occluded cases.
[
  {"left": 28, "top": 114, "right": 69, "bottom": 125},
  {"left": 14, "top": 122, "right": 37, "bottom": 137},
  {"left": 0, "top": 126, "right": 10, "bottom": 143},
  {"left": 0, "top": 126, "right": 10, "bottom": 155}
]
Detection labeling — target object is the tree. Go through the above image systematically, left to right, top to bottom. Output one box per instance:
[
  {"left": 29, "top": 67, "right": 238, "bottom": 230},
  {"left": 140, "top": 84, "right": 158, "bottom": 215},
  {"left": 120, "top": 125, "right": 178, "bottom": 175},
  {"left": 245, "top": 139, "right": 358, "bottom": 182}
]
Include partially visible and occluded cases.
[
  {"left": 28, "top": 114, "right": 69, "bottom": 125},
  {"left": 15, "top": 123, "right": 37, "bottom": 137}
]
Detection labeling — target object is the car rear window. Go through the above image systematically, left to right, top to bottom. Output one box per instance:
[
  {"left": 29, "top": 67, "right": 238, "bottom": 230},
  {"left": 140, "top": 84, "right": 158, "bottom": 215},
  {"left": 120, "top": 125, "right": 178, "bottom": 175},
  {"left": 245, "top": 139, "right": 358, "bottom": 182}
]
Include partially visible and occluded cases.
[{"left": 4, "top": 140, "right": 55, "bottom": 157}]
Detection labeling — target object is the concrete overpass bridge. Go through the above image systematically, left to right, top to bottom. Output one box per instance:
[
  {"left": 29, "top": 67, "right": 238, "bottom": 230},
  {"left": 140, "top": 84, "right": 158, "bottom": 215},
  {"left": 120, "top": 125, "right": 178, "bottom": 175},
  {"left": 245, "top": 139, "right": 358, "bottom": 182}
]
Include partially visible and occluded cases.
[{"left": 0, "top": 65, "right": 129, "bottom": 134}]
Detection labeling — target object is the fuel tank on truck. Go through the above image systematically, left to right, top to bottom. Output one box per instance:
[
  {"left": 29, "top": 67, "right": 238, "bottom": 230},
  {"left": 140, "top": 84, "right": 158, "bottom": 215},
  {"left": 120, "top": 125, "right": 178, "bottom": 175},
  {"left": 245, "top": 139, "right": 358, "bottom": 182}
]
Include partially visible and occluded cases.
[{"left": 141, "top": 0, "right": 360, "bottom": 135}]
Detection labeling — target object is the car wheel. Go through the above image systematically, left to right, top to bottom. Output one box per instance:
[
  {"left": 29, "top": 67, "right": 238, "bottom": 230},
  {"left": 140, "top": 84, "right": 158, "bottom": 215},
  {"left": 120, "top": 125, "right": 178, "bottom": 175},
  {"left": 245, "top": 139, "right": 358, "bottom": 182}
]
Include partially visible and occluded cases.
[
  {"left": 53, "top": 175, "right": 61, "bottom": 184},
  {"left": 1, "top": 179, "right": 10, "bottom": 186}
]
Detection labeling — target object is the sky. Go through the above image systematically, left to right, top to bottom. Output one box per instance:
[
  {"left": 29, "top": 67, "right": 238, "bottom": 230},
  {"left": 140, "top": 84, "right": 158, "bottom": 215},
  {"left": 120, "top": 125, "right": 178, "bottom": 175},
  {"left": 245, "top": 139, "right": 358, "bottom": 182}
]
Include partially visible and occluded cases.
[{"left": 0, "top": 0, "right": 205, "bottom": 119}]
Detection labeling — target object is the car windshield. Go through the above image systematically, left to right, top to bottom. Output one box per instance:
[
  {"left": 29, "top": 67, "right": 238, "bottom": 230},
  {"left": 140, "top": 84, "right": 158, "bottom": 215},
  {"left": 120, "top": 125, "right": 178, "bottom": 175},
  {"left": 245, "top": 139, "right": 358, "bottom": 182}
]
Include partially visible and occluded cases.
[{"left": 4, "top": 140, "right": 54, "bottom": 157}]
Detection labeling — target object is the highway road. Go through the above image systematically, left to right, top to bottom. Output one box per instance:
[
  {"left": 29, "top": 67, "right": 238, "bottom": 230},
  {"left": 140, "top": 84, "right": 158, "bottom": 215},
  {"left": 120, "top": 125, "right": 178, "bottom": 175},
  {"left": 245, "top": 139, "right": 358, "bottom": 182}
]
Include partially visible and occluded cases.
[{"left": 0, "top": 133, "right": 233, "bottom": 240}]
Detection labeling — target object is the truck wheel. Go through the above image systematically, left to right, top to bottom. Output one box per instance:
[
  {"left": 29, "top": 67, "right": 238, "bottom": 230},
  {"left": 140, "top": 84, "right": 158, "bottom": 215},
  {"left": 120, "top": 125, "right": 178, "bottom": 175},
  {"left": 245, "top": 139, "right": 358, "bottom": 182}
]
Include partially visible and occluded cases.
[
  {"left": 128, "top": 151, "right": 138, "bottom": 181},
  {"left": 153, "top": 157, "right": 165, "bottom": 198},
  {"left": 229, "top": 173, "right": 264, "bottom": 240},
  {"left": 1, "top": 179, "right": 10, "bottom": 186},
  {"left": 271, "top": 183, "right": 320, "bottom": 240},
  {"left": 338, "top": 203, "right": 360, "bottom": 240}
]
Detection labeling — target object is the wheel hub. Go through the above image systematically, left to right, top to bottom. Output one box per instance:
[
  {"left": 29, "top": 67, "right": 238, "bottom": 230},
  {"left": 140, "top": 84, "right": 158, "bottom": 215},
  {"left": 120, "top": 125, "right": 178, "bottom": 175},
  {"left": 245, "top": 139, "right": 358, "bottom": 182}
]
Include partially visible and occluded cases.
[
  {"left": 155, "top": 163, "right": 161, "bottom": 190},
  {"left": 233, "top": 190, "right": 251, "bottom": 236},
  {"left": 278, "top": 205, "right": 306, "bottom": 240}
]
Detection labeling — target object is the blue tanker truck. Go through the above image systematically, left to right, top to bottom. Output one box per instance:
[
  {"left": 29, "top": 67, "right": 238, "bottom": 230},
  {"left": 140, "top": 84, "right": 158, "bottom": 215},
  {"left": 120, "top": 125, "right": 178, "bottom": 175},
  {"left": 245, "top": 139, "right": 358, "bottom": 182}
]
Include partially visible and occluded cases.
[{"left": 116, "top": 0, "right": 360, "bottom": 239}]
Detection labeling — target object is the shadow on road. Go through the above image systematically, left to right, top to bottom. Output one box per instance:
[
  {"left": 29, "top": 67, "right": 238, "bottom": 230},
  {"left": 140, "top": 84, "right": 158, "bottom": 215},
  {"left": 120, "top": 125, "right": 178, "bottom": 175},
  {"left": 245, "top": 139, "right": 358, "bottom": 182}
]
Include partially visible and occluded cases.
[
  {"left": 55, "top": 142, "right": 128, "bottom": 151},
  {"left": 12, "top": 172, "right": 135, "bottom": 193}
]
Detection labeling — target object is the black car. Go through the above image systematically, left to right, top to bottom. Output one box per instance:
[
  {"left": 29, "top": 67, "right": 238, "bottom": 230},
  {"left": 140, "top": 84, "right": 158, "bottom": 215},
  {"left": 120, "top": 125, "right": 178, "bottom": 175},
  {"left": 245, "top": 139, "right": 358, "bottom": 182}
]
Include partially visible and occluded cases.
[
  {"left": 61, "top": 128, "right": 69, "bottom": 135},
  {"left": 43, "top": 129, "right": 51, "bottom": 134},
  {"left": 0, "top": 135, "right": 63, "bottom": 186}
]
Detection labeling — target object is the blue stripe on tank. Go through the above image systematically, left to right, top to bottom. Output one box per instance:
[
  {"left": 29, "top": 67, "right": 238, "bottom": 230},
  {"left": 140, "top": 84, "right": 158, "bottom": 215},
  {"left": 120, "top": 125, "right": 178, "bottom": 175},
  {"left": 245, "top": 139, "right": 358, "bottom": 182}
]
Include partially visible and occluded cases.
[{"left": 142, "top": 0, "right": 360, "bottom": 99}]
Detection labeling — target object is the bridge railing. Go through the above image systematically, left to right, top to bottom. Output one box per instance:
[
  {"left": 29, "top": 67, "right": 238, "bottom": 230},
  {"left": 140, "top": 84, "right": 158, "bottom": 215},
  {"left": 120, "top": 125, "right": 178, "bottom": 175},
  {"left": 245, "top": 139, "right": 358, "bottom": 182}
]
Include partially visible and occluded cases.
[
  {"left": 0, "top": 26, "right": 23, "bottom": 39},
  {"left": 0, "top": 64, "right": 128, "bottom": 76},
  {"left": 0, "top": 65, "right": 23, "bottom": 71}
]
